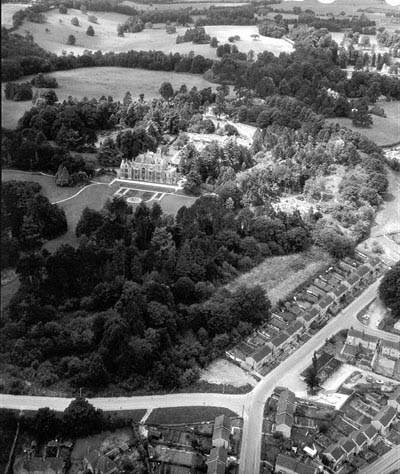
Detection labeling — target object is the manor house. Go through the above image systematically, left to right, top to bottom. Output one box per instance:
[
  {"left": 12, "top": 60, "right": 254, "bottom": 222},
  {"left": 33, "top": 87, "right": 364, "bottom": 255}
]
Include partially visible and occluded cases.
[{"left": 118, "top": 149, "right": 179, "bottom": 185}]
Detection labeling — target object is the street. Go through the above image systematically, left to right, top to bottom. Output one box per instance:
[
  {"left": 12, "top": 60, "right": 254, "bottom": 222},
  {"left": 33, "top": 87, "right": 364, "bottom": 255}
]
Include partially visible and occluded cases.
[
  {"left": 0, "top": 278, "right": 397, "bottom": 474},
  {"left": 238, "top": 279, "right": 383, "bottom": 474},
  {"left": 358, "top": 445, "right": 400, "bottom": 474}
]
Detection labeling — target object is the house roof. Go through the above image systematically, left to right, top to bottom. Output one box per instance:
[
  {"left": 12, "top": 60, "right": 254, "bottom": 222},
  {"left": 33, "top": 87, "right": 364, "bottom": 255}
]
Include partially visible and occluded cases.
[
  {"left": 357, "top": 264, "right": 370, "bottom": 276},
  {"left": 347, "top": 273, "right": 360, "bottom": 285},
  {"left": 332, "top": 284, "right": 348, "bottom": 297},
  {"left": 318, "top": 294, "right": 334, "bottom": 309},
  {"left": 286, "top": 320, "right": 303, "bottom": 336},
  {"left": 347, "top": 328, "right": 378, "bottom": 344},
  {"left": 271, "top": 332, "right": 289, "bottom": 348},
  {"left": 382, "top": 340, "right": 400, "bottom": 351},
  {"left": 235, "top": 342, "right": 254, "bottom": 357},
  {"left": 251, "top": 344, "right": 272, "bottom": 363},
  {"left": 342, "top": 344, "right": 359, "bottom": 356},
  {"left": 388, "top": 386, "right": 400, "bottom": 404},
  {"left": 374, "top": 406, "right": 397, "bottom": 427},
  {"left": 276, "top": 412, "right": 294, "bottom": 427},
  {"left": 214, "top": 414, "right": 231, "bottom": 431},
  {"left": 362, "top": 424, "right": 378, "bottom": 440},
  {"left": 213, "top": 427, "right": 230, "bottom": 442},
  {"left": 350, "top": 430, "right": 368, "bottom": 447},
  {"left": 340, "top": 438, "right": 356, "bottom": 454},
  {"left": 324, "top": 444, "right": 345, "bottom": 462},
  {"left": 208, "top": 446, "right": 227, "bottom": 464},
  {"left": 275, "top": 454, "right": 318, "bottom": 474},
  {"left": 207, "top": 461, "right": 226, "bottom": 474}
]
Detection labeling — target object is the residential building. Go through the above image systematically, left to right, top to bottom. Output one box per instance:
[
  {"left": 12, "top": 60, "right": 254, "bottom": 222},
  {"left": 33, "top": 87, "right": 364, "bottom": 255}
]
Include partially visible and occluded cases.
[
  {"left": 118, "top": 149, "right": 179, "bottom": 185},
  {"left": 317, "top": 294, "right": 334, "bottom": 316},
  {"left": 345, "top": 328, "right": 378, "bottom": 351},
  {"left": 381, "top": 339, "right": 400, "bottom": 359},
  {"left": 246, "top": 345, "right": 273, "bottom": 371},
  {"left": 388, "top": 386, "right": 400, "bottom": 412},
  {"left": 275, "top": 389, "right": 296, "bottom": 438},
  {"left": 371, "top": 405, "right": 397, "bottom": 435},
  {"left": 212, "top": 415, "right": 231, "bottom": 449},
  {"left": 361, "top": 424, "right": 379, "bottom": 445},
  {"left": 349, "top": 430, "right": 368, "bottom": 453},
  {"left": 339, "top": 437, "right": 356, "bottom": 458},
  {"left": 322, "top": 444, "right": 346, "bottom": 469},
  {"left": 207, "top": 446, "right": 227, "bottom": 474},
  {"left": 274, "top": 453, "right": 318, "bottom": 474}
]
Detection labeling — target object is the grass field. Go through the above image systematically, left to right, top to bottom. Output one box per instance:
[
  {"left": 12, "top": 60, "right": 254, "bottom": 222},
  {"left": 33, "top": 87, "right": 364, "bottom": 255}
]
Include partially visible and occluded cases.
[
  {"left": 122, "top": 0, "right": 249, "bottom": 9},
  {"left": 280, "top": 0, "right": 398, "bottom": 15},
  {"left": 0, "top": 2, "right": 30, "bottom": 28},
  {"left": 12, "top": 8, "right": 293, "bottom": 57},
  {"left": 1, "top": 67, "right": 218, "bottom": 129},
  {"left": 326, "top": 101, "right": 400, "bottom": 147},
  {"left": 1, "top": 169, "right": 83, "bottom": 202},
  {"left": 226, "top": 246, "right": 332, "bottom": 305},
  {"left": 146, "top": 406, "right": 238, "bottom": 425}
]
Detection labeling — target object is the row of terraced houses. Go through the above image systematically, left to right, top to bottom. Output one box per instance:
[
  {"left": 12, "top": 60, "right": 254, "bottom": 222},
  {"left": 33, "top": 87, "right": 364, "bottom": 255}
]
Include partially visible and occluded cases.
[{"left": 226, "top": 253, "right": 386, "bottom": 376}]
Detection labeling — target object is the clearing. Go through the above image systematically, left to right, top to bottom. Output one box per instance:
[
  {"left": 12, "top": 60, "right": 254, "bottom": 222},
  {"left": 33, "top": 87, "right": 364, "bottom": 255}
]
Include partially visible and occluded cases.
[
  {"left": 279, "top": 0, "right": 397, "bottom": 15},
  {"left": 0, "top": 2, "right": 30, "bottom": 28},
  {"left": 12, "top": 8, "right": 293, "bottom": 57},
  {"left": 2, "top": 67, "right": 218, "bottom": 129},
  {"left": 326, "top": 101, "right": 400, "bottom": 147},
  {"left": 1, "top": 169, "right": 82, "bottom": 202},
  {"left": 226, "top": 246, "right": 332, "bottom": 305},
  {"left": 200, "top": 358, "right": 257, "bottom": 387},
  {"left": 146, "top": 406, "right": 238, "bottom": 425}
]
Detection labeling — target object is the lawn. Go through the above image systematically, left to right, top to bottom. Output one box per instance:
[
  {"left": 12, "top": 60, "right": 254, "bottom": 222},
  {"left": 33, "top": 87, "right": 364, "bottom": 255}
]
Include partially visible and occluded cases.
[
  {"left": 279, "top": 0, "right": 397, "bottom": 15},
  {"left": 0, "top": 2, "right": 30, "bottom": 28},
  {"left": 12, "top": 8, "right": 293, "bottom": 57},
  {"left": 2, "top": 67, "right": 218, "bottom": 129},
  {"left": 326, "top": 101, "right": 400, "bottom": 147},
  {"left": 1, "top": 169, "right": 81, "bottom": 202},
  {"left": 159, "top": 193, "right": 197, "bottom": 214},
  {"left": 226, "top": 246, "right": 332, "bottom": 305},
  {"left": 146, "top": 406, "right": 237, "bottom": 425}
]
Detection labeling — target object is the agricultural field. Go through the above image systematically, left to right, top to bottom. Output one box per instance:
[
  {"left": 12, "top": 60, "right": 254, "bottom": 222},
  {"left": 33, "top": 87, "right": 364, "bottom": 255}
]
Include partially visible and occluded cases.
[
  {"left": 122, "top": 0, "right": 250, "bottom": 9},
  {"left": 280, "top": 0, "right": 398, "bottom": 15},
  {"left": 0, "top": 2, "right": 30, "bottom": 28},
  {"left": 11, "top": 8, "right": 293, "bottom": 57},
  {"left": 1, "top": 67, "right": 218, "bottom": 129},
  {"left": 326, "top": 100, "right": 400, "bottom": 147},
  {"left": 226, "top": 246, "right": 332, "bottom": 305}
]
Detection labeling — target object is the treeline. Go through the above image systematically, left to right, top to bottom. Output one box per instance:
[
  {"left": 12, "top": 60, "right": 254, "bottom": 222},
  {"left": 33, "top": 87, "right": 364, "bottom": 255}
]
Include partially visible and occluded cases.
[
  {"left": 294, "top": 12, "right": 376, "bottom": 34},
  {"left": 1, "top": 27, "right": 213, "bottom": 81},
  {"left": 212, "top": 28, "right": 400, "bottom": 114},
  {"left": 3, "top": 85, "right": 216, "bottom": 175},
  {"left": 1, "top": 181, "right": 67, "bottom": 269},
  {"left": 0, "top": 193, "right": 313, "bottom": 392}
]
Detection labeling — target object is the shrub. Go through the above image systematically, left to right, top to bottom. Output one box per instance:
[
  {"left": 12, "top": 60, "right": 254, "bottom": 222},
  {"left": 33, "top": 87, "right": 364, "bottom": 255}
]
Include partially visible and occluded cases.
[
  {"left": 88, "top": 15, "right": 98, "bottom": 24},
  {"left": 71, "top": 17, "right": 80, "bottom": 27},
  {"left": 86, "top": 25, "right": 95, "bottom": 36},
  {"left": 67, "top": 34, "right": 76, "bottom": 45}
]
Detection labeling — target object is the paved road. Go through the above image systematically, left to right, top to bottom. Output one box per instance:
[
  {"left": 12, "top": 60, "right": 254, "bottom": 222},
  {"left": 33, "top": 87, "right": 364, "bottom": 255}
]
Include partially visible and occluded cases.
[
  {"left": 0, "top": 278, "right": 397, "bottom": 474},
  {"left": 238, "top": 279, "right": 383, "bottom": 474},
  {"left": 0, "top": 392, "right": 246, "bottom": 414},
  {"left": 358, "top": 445, "right": 400, "bottom": 474}
]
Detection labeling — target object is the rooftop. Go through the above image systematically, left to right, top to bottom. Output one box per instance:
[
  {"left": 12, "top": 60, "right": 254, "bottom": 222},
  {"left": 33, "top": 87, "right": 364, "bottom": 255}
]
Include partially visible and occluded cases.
[
  {"left": 332, "top": 284, "right": 348, "bottom": 297},
  {"left": 318, "top": 294, "right": 334, "bottom": 309},
  {"left": 347, "top": 328, "right": 378, "bottom": 344},
  {"left": 271, "top": 332, "right": 289, "bottom": 348},
  {"left": 251, "top": 344, "right": 272, "bottom": 363},
  {"left": 388, "top": 386, "right": 400, "bottom": 404},
  {"left": 373, "top": 406, "right": 397, "bottom": 427},
  {"left": 214, "top": 414, "right": 231, "bottom": 431},
  {"left": 362, "top": 424, "right": 378, "bottom": 440},
  {"left": 350, "top": 430, "right": 368, "bottom": 447},
  {"left": 340, "top": 438, "right": 356, "bottom": 454},
  {"left": 324, "top": 444, "right": 345, "bottom": 462},
  {"left": 208, "top": 446, "right": 227, "bottom": 464},
  {"left": 275, "top": 454, "right": 318, "bottom": 474}
]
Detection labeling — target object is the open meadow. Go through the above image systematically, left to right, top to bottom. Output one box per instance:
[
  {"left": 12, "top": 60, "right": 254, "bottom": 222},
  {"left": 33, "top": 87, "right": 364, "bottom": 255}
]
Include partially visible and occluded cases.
[
  {"left": 280, "top": 0, "right": 398, "bottom": 15},
  {"left": 0, "top": 2, "right": 30, "bottom": 28},
  {"left": 11, "top": 8, "right": 293, "bottom": 56},
  {"left": 1, "top": 67, "right": 218, "bottom": 129},
  {"left": 326, "top": 100, "right": 400, "bottom": 147},
  {"left": 226, "top": 246, "right": 332, "bottom": 305}
]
